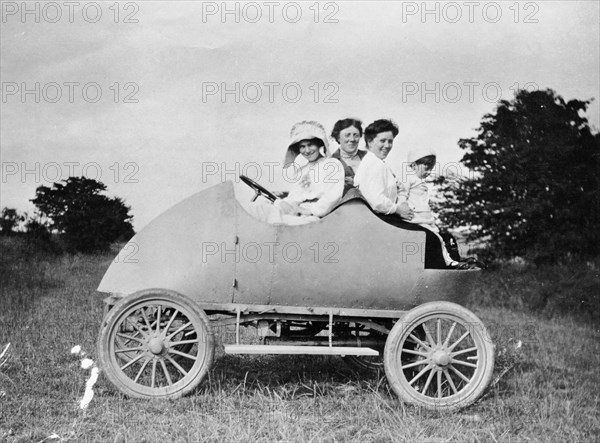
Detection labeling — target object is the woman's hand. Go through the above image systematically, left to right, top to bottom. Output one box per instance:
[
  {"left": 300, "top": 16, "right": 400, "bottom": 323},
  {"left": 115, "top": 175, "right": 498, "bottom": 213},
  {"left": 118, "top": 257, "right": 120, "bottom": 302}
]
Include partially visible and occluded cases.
[
  {"left": 272, "top": 190, "right": 288, "bottom": 199},
  {"left": 276, "top": 200, "right": 297, "bottom": 215},
  {"left": 277, "top": 200, "right": 313, "bottom": 217},
  {"left": 396, "top": 202, "right": 414, "bottom": 220}
]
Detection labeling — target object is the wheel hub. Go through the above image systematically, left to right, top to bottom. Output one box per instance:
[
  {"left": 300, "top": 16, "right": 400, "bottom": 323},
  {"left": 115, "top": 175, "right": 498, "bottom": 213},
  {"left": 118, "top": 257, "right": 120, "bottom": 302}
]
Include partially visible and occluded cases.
[
  {"left": 148, "top": 337, "right": 165, "bottom": 355},
  {"left": 432, "top": 350, "right": 450, "bottom": 367}
]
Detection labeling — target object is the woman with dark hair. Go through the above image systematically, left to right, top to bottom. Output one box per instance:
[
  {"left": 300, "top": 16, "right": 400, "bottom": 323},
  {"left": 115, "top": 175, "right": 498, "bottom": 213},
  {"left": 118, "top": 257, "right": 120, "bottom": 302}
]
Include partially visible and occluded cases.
[
  {"left": 330, "top": 118, "right": 366, "bottom": 194},
  {"left": 354, "top": 119, "right": 448, "bottom": 269},
  {"left": 354, "top": 119, "right": 412, "bottom": 218}
]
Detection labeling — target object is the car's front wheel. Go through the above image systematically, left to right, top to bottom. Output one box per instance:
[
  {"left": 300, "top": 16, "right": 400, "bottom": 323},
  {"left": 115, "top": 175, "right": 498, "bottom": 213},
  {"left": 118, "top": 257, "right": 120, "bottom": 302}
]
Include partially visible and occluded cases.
[{"left": 97, "top": 289, "right": 214, "bottom": 399}]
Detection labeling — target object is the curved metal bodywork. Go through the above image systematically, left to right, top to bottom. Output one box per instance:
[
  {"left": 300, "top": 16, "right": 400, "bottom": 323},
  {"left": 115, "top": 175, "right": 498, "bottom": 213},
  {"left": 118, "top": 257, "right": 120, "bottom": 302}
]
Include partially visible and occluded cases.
[{"left": 98, "top": 181, "right": 478, "bottom": 317}]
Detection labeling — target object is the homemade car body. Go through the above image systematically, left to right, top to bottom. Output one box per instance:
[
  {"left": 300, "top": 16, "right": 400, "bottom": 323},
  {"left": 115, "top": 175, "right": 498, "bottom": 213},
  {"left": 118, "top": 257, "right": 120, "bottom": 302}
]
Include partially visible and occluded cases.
[
  {"left": 97, "top": 181, "right": 494, "bottom": 411},
  {"left": 98, "top": 181, "right": 477, "bottom": 315}
]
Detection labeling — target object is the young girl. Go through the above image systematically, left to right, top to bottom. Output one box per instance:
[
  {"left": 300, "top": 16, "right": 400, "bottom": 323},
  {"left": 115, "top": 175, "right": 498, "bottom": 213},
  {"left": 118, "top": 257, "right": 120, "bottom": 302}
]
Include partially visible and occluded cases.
[{"left": 398, "top": 148, "right": 460, "bottom": 268}]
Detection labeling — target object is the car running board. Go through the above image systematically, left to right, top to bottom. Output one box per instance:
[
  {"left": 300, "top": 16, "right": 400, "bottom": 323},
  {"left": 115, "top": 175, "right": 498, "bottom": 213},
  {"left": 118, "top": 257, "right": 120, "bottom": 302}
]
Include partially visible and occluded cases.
[{"left": 224, "top": 344, "right": 379, "bottom": 356}]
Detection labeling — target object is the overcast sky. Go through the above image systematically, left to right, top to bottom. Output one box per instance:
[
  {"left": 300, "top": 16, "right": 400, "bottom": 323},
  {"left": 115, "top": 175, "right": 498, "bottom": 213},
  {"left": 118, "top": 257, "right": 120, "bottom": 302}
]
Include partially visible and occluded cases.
[{"left": 2, "top": 1, "right": 599, "bottom": 229}]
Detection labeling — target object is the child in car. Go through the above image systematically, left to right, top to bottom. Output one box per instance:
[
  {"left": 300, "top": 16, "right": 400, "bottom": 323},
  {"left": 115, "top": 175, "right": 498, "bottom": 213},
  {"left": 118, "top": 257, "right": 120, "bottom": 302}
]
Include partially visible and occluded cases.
[{"left": 398, "top": 148, "right": 475, "bottom": 269}]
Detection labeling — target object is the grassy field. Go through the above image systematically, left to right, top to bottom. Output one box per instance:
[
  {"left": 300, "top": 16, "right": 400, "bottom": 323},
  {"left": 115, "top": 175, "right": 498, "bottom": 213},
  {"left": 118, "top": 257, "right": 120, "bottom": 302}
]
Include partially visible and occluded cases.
[{"left": 0, "top": 236, "right": 599, "bottom": 442}]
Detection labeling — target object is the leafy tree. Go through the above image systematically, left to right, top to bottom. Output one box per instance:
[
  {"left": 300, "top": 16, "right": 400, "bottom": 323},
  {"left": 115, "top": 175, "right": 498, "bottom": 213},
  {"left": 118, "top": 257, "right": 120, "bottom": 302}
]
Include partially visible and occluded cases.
[
  {"left": 436, "top": 89, "right": 600, "bottom": 261},
  {"left": 31, "top": 177, "right": 135, "bottom": 252},
  {"left": 0, "top": 208, "right": 24, "bottom": 235}
]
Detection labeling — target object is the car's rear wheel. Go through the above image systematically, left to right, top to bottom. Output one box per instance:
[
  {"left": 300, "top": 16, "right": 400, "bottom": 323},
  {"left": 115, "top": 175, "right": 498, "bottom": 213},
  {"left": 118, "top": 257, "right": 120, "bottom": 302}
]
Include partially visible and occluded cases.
[
  {"left": 98, "top": 289, "right": 214, "bottom": 399},
  {"left": 384, "top": 302, "right": 494, "bottom": 411},
  {"left": 339, "top": 323, "right": 386, "bottom": 374},
  {"left": 342, "top": 355, "right": 384, "bottom": 374}
]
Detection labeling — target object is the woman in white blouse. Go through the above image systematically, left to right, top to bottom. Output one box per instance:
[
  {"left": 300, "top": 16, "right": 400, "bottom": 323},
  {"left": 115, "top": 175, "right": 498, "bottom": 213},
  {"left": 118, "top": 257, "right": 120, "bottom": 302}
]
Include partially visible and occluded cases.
[
  {"left": 353, "top": 119, "right": 414, "bottom": 220},
  {"left": 354, "top": 119, "right": 453, "bottom": 269},
  {"left": 247, "top": 121, "right": 345, "bottom": 225}
]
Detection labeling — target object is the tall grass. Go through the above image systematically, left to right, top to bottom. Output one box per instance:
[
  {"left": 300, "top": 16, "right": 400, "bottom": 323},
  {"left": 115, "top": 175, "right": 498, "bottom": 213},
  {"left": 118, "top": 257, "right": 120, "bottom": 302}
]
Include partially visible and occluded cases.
[
  {"left": 0, "top": 236, "right": 598, "bottom": 442},
  {"left": 468, "top": 260, "right": 600, "bottom": 323}
]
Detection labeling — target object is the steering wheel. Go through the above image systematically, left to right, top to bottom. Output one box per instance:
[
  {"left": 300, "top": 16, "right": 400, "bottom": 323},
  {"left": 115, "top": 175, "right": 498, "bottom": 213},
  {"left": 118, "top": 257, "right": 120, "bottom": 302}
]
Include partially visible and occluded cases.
[{"left": 240, "top": 175, "right": 278, "bottom": 202}]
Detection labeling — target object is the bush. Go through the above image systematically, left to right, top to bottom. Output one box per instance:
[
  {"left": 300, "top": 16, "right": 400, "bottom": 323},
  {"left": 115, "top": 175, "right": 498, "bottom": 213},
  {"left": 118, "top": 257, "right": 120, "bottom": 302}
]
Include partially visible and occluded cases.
[{"left": 0, "top": 208, "right": 24, "bottom": 235}]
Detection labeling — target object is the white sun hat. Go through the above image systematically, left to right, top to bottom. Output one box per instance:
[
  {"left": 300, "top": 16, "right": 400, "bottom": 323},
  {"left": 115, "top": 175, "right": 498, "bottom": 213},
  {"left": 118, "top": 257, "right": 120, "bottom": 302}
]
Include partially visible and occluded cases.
[
  {"left": 284, "top": 121, "right": 330, "bottom": 166},
  {"left": 407, "top": 146, "right": 437, "bottom": 164}
]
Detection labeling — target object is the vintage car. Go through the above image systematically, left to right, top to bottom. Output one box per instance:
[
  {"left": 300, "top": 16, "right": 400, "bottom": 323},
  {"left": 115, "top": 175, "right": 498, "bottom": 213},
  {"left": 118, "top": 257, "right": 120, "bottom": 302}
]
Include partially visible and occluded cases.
[{"left": 96, "top": 177, "right": 495, "bottom": 411}]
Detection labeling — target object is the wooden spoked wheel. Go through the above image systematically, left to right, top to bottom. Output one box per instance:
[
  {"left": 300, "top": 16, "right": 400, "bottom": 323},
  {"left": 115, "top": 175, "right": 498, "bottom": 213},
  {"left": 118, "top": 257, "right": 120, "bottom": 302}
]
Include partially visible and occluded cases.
[
  {"left": 98, "top": 289, "right": 214, "bottom": 399},
  {"left": 384, "top": 302, "right": 495, "bottom": 411}
]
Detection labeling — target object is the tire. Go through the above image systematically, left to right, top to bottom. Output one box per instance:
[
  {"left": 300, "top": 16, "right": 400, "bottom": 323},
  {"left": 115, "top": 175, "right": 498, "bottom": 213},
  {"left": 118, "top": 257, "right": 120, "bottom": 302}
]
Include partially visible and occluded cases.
[
  {"left": 97, "top": 289, "right": 214, "bottom": 399},
  {"left": 384, "top": 302, "right": 494, "bottom": 411},
  {"left": 342, "top": 355, "right": 384, "bottom": 374}
]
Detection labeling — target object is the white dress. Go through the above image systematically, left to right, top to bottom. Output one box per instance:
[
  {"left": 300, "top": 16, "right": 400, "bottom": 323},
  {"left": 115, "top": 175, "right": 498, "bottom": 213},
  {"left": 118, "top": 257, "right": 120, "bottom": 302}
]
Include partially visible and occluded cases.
[
  {"left": 247, "top": 156, "right": 344, "bottom": 225},
  {"left": 397, "top": 174, "right": 456, "bottom": 265},
  {"left": 397, "top": 174, "right": 436, "bottom": 226}
]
